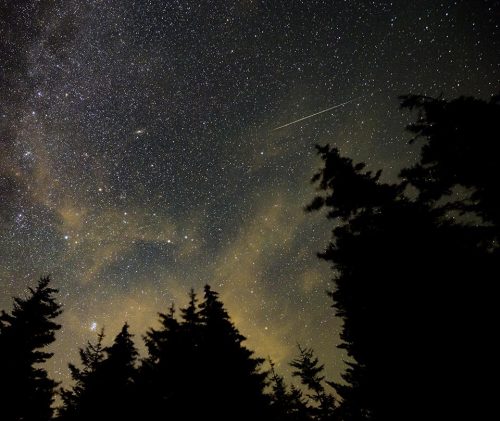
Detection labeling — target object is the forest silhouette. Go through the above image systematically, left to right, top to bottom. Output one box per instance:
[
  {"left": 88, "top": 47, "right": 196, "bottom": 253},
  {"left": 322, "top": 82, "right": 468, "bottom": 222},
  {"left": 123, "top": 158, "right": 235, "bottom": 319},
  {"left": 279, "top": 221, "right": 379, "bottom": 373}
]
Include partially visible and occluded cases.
[{"left": 1, "top": 93, "right": 498, "bottom": 420}]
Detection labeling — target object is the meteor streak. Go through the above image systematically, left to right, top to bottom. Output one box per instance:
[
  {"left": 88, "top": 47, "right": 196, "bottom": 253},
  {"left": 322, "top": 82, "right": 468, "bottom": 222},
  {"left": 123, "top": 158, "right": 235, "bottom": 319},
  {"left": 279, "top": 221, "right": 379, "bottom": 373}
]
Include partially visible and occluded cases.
[{"left": 273, "top": 95, "right": 364, "bottom": 131}]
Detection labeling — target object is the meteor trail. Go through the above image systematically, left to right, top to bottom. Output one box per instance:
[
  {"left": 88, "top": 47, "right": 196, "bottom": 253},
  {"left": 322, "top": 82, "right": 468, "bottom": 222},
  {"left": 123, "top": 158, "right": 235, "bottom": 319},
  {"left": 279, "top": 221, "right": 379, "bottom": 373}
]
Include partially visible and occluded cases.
[{"left": 272, "top": 95, "right": 364, "bottom": 131}]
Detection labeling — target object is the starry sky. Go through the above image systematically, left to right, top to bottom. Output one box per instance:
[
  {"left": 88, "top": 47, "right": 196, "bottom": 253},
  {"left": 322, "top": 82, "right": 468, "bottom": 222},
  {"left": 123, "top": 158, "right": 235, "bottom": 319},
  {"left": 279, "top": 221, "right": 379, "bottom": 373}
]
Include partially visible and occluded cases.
[{"left": 1, "top": 0, "right": 499, "bottom": 386}]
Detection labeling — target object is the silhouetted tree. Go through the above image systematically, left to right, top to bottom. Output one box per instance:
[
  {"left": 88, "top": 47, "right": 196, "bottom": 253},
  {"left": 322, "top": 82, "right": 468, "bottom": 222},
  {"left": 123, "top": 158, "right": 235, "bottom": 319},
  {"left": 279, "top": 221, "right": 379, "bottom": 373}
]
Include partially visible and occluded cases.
[
  {"left": 308, "top": 93, "right": 498, "bottom": 420},
  {"left": 397, "top": 93, "right": 499, "bottom": 420},
  {"left": 400, "top": 94, "right": 500, "bottom": 229},
  {"left": 0, "top": 276, "right": 62, "bottom": 421},
  {"left": 198, "top": 284, "right": 270, "bottom": 420},
  {"left": 138, "top": 285, "right": 271, "bottom": 420},
  {"left": 178, "top": 287, "right": 205, "bottom": 410},
  {"left": 181, "top": 287, "right": 201, "bottom": 328},
  {"left": 138, "top": 291, "right": 205, "bottom": 419},
  {"left": 138, "top": 304, "right": 183, "bottom": 418},
  {"left": 100, "top": 323, "right": 138, "bottom": 420},
  {"left": 59, "top": 324, "right": 138, "bottom": 421},
  {"left": 59, "top": 329, "right": 106, "bottom": 420},
  {"left": 291, "top": 345, "right": 337, "bottom": 420},
  {"left": 269, "top": 359, "right": 310, "bottom": 421}
]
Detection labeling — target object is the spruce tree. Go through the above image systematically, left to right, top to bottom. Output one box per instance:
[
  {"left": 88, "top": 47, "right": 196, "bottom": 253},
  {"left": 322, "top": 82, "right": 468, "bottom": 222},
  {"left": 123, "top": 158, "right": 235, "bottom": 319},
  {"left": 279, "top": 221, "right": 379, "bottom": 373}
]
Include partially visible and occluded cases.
[
  {"left": 307, "top": 93, "right": 498, "bottom": 420},
  {"left": 398, "top": 93, "right": 499, "bottom": 419},
  {"left": 399, "top": 94, "right": 500, "bottom": 229},
  {"left": 308, "top": 143, "right": 455, "bottom": 420},
  {"left": 0, "top": 276, "right": 62, "bottom": 421},
  {"left": 198, "top": 284, "right": 270, "bottom": 421},
  {"left": 139, "top": 286, "right": 271, "bottom": 420},
  {"left": 178, "top": 288, "right": 204, "bottom": 401},
  {"left": 177, "top": 289, "right": 204, "bottom": 418},
  {"left": 139, "top": 303, "right": 185, "bottom": 418},
  {"left": 100, "top": 323, "right": 138, "bottom": 420},
  {"left": 59, "top": 324, "right": 138, "bottom": 421},
  {"left": 59, "top": 329, "right": 106, "bottom": 421},
  {"left": 290, "top": 346, "right": 337, "bottom": 420},
  {"left": 269, "top": 359, "right": 309, "bottom": 421}
]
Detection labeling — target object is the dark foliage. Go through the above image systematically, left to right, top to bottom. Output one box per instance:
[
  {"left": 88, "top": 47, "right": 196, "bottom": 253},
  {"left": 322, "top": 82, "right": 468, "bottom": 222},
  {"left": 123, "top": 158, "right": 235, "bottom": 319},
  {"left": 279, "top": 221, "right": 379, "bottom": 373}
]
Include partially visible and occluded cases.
[
  {"left": 308, "top": 93, "right": 499, "bottom": 420},
  {"left": 400, "top": 94, "right": 500, "bottom": 228},
  {"left": 0, "top": 276, "right": 62, "bottom": 421},
  {"left": 138, "top": 284, "right": 270, "bottom": 420},
  {"left": 198, "top": 285, "right": 270, "bottom": 419},
  {"left": 59, "top": 323, "right": 138, "bottom": 421},
  {"left": 58, "top": 329, "right": 106, "bottom": 420},
  {"left": 291, "top": 345, "right": 337, "bottom": 420},
  {"left": 269, "top": 359, "right": 310, "bottom": 421}
]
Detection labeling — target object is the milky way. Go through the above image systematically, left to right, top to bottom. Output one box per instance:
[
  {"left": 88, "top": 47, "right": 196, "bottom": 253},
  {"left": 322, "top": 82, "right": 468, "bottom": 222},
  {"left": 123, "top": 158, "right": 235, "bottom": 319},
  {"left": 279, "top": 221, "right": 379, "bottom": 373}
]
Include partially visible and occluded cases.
[{"left": 1, "top": 0, "right": 498, "bottom": 386}]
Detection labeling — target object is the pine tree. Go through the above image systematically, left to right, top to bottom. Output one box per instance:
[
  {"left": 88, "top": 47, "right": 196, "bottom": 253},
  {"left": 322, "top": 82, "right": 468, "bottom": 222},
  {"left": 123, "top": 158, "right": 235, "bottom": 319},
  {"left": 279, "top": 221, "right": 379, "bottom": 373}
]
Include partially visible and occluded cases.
[
  {"left": 307, "top": 93, "right": 499, "bottom": 420},
  {"left": 398, "top": 93, "right": 499, "bottom": 419},
  {"left": 399, "top": 94, "right": 500, "bottom": 229},
  {"left": 307, "top": 143, "right": 455, "bottom": 420},
  {"left": 0, "top": 276, "right": 62, "bottom": 421},
  {"left": 198, "top": 284, "right": 270, "bottom": 421},
  {"left": 138, "top": 286, "right": 271, "bottom": 420},
  {"left": 181, "top": 288, "right": 201, "bottom": 329},
  {"left": 177, "top": 289, "right": 205, "bottom": 417},
  {"left": 139, "top": 303, "right": 185, "bottom": 418},
  {"left": 143, "top": 303, "right": 180, "bottom": 365},
  {"left": 100, "top": 323, "right": 138, "bottom": 420},
  {"left": 59, "top": 324, "right": 138, "bottom": 421},
  {"left": 59, "top": 329, "right": 106, "bottom": 421},
  {"left": 290, "top": 345, "right": 337, "bottom": 420},
  {"left": 269, "top": 359, "right": 309, "bottom": 421},
  {"left": 270, "top": 359, "right": 290, "bottom": 417}
]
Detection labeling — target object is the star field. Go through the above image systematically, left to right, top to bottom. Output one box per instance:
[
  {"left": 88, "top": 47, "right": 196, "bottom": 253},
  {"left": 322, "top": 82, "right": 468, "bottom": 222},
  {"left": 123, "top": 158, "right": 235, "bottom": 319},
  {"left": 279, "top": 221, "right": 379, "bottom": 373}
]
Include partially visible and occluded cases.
[{"left": 1, "top": 0, "right": 498, "bottom": 385}]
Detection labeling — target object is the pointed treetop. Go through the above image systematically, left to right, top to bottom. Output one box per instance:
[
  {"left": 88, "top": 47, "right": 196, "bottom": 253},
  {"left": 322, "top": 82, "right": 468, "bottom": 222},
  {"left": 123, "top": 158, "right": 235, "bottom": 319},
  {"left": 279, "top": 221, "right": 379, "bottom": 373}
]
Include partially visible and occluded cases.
[
  {"left": 180, "top": 287, "right": 200, "bottom": 326},
  {"left": 105, "top": 322, "right": 138, "bottom": 362},
  {"left": 290, "top": 345, "right": 325, "bottom": 395}
]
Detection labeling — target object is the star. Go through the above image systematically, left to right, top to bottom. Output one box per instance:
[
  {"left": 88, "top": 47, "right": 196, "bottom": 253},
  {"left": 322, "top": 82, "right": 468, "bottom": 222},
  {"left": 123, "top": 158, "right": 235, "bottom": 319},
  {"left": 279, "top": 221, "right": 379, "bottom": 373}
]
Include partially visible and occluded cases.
[{"left": 0, "top": 0, "right": 496, "bottom": 395}]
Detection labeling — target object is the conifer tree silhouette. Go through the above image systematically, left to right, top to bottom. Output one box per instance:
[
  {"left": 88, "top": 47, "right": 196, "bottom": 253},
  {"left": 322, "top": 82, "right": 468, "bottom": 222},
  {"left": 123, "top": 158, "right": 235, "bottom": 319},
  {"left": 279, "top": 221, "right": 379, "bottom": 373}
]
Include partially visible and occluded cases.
[
  {"left": 307, "top": 93, "right": 499, "bottom": 420},
  {"left": 397, "top": 93, "right": 499, "bottom": 419},
  {"left": 399, "top": 94, "right": 500, "bottom": 229},
  {"left": 0, "top": 276, "right": 62, "bottom": 421},
  {"left": 198, "top": 284, "right": 270, "bottom": 421},
  {"left": 138, "top": 285, "right": 270, "bottom": 420},
  {"left": 181, "top": 287, "right": 201, "bottom": 328},
  {"left": 175, "top": 288, "right": 204, "bottom": 418},
  {"left": 139, "top": 294, "right": 203, "bottom": 419},
  {"left": 139, "top": 304, "right": 183, "bottom": 418},
  {"left": 99, "top": 323, "right": 138, "bottom": 420},
  {"left": 59, "top": 324, "right": 138, "bottom": 421},
  {"left": 59, "top": 329, "right": 106, "bottom": 420},
  {"left": 290, "top": 345, "right": 337, "bottom": 420},
  {"left": 269, "top": 359, "right": 309, "bottom": 421},
  {"left": 270, "top": 359, "right": 292, "bottom": 418}
]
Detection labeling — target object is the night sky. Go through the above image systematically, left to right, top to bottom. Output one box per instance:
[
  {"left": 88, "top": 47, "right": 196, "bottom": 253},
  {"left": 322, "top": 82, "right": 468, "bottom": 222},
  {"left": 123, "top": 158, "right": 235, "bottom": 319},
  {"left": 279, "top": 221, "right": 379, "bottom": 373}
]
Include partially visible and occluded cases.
[{"left": 1, "top": 0, "right": 498, "bottom": 386}]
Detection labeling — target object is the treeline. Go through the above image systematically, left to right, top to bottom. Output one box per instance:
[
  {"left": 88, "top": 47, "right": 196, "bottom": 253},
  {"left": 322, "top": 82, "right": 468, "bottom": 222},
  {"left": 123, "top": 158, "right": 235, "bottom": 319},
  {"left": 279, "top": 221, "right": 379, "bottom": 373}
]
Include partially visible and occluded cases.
[
  {"left": 1, "top": 93, "right": 498, "bottom": 420},
  {"left": 0, "top": 279, "right": 336, "bottom": 421}
]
